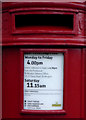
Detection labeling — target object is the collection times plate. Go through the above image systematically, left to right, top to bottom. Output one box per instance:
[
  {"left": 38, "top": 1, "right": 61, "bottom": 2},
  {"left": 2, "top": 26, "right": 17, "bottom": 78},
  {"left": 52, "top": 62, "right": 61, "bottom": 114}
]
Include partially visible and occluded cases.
[{"left": 24, "top": 53, "right": 64, "bottom": 110}]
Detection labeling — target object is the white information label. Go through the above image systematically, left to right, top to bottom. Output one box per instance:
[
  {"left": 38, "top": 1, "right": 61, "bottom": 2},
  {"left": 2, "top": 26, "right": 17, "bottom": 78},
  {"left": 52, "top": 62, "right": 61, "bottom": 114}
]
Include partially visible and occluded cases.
[{"left": 24, "top": 53, "right": 64, "bottom": 110}]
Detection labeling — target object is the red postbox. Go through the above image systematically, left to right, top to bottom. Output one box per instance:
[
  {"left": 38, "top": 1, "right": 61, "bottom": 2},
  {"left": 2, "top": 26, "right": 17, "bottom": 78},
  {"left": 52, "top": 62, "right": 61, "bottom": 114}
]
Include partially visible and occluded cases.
[{"left": 2, "top": 1, "right": 86, "bottom": 120}]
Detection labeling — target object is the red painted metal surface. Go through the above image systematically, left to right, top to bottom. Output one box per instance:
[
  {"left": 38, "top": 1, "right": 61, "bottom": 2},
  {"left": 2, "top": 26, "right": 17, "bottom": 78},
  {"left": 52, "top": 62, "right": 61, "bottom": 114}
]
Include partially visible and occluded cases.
[
  {"left": 2, "top": 1, "right": 86, "bottom": 120},
  {"left": 2, "top": 2, "right": 86, "bottom": 47},
  {"left": 2, "top": 2, "right": 85, "bottom": 11},
  {"left": 0, "top": 47, "right": 2, "bottom": 120},
  {"left": 2, "top": 48, "right": 82, "bottom": 119}
]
